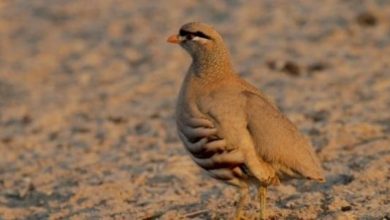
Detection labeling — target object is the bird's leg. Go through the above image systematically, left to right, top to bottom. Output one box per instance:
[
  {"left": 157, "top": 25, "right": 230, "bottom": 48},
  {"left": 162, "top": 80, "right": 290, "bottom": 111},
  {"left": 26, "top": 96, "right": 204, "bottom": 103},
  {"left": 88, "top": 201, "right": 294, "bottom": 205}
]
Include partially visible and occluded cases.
[
  {"left": 235, "top": 182, "right": 249, "bottom": 220},
  {"left": 258, "top": 185, "right": 267, "bottom": 220}
]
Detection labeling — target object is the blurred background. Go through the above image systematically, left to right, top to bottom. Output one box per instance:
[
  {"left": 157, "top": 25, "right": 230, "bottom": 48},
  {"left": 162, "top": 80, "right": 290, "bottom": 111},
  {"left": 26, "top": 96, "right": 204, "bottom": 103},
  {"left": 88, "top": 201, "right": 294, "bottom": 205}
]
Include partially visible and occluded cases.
[{"left": 0, "top": 0, "right": 389, "bottom": 219}]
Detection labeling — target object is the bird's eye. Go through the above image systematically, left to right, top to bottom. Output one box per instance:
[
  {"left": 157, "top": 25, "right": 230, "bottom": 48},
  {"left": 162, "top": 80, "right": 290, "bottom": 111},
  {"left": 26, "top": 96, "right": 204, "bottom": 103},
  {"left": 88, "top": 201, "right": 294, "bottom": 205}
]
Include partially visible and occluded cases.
[{"left": 186, "top": 34, "right": 194, "bottom": 40}]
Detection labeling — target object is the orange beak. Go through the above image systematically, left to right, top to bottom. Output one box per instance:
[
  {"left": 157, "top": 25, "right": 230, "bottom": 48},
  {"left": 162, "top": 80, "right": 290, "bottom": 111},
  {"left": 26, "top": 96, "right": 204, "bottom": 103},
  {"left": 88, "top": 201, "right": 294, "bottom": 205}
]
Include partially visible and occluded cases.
[{"left": 167, "top": 34, "right": 180, "bottom": 44}]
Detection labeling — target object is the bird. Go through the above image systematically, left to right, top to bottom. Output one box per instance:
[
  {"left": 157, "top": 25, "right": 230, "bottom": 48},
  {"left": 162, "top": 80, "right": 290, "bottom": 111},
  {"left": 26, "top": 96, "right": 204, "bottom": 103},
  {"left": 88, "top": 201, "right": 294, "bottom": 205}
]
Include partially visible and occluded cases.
[{"left": 168, "top": 22, "right": 325, "bottom": 219}]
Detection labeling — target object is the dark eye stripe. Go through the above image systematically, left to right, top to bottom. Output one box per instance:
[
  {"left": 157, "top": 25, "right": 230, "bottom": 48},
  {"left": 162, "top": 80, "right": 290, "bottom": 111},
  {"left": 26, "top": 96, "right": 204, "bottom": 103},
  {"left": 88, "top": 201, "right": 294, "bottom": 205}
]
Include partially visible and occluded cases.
[
  {"left": 179, "top": 29, "right": 212, "bottom": 40},
  {"left": 179, "top": 29, "right": 191, "bottom": 36},
  {"left": 194, "top": 31, "right": 211, "bottom": 39}
]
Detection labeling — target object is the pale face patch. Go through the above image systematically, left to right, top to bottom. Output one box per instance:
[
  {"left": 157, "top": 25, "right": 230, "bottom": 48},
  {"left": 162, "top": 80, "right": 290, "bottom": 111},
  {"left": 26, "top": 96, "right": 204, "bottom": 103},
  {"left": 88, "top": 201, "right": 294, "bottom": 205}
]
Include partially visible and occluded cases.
[{"left": 191, "top": 36, "right": 210, "bottom": 45}]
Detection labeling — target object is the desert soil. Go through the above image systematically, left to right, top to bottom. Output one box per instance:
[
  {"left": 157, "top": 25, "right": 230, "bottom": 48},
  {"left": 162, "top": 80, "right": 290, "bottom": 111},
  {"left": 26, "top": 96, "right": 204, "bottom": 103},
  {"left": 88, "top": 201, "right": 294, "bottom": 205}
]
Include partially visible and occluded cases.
[{"left": 0, "top": 0, "right": 389, "bottom": 219}]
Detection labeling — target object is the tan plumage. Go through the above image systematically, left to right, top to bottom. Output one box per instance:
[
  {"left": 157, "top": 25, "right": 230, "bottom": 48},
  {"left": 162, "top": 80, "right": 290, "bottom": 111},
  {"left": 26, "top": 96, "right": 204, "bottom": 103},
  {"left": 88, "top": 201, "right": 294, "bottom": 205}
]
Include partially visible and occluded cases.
[{"left": 169, "top": 22, "right": 325, "bottom": 219}]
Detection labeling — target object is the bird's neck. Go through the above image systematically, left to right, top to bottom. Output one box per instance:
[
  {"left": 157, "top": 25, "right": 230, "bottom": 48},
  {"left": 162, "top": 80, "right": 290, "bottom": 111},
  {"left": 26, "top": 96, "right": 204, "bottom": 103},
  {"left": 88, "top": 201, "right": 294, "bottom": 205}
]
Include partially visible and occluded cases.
[{"left": 189, "top": 47, "right": 235, "bottom": 80}]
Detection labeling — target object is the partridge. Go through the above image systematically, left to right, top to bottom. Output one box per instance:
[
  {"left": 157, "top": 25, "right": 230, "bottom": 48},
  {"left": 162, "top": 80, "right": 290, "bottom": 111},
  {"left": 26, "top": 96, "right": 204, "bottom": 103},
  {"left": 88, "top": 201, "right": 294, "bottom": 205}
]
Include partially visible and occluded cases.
[{"left": 168, "top": 22, "right": 325, "bottom": 219}]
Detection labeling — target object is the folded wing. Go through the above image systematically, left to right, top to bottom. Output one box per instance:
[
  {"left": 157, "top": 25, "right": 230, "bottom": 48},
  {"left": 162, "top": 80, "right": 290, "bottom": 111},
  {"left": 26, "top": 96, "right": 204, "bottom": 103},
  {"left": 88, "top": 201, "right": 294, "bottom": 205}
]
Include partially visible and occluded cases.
[{"left": 243, "top": 90, "right": 325, "bottom": 181}]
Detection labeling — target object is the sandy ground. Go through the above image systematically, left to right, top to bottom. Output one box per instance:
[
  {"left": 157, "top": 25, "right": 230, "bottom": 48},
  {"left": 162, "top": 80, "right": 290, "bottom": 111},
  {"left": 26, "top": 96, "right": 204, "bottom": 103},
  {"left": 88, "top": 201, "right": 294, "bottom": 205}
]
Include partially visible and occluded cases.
[{"left": 0, "top": 0, "right": 389, "bottom": 219}]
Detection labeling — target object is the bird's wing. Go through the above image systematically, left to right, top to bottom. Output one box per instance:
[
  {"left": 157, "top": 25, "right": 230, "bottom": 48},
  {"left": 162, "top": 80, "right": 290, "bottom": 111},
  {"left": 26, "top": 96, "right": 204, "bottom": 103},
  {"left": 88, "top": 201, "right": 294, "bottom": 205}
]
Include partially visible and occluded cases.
[{"left": 243, "top": 90, "right": 325, "bottom": 181}]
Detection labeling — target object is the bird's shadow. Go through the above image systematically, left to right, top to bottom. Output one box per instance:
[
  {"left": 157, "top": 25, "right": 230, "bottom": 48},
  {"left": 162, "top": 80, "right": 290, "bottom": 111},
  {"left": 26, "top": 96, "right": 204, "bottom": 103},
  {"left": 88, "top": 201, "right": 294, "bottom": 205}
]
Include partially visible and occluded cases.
[{"left": 294, "top": 173, "right": 354, "bottom": 193}]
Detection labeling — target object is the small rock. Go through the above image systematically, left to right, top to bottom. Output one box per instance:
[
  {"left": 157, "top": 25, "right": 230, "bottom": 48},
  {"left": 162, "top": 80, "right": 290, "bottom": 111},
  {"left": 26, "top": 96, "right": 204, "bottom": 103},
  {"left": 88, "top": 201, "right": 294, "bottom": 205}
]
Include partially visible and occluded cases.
[
  {"left": 356, "top": 12, "right": 377, "bottom": 27},
  {"left": 266, "top": 60, "right": 301, "bottom": 76},
  {"left": 266, "top": 60, "right": 285, "bottom": 71},
  {"left": 282, "top": 61, "right": 301, "bottom": 76},
  {"left": 307, "top": 62, "right": 328, "bottom": 74},
  {"left": 307, "top": 110, "right": 329, "bottom": 122},
  {"left": 149, "top": 112, "right": 160, "bottom": 119},
  {"left": 21, "top": 114, "right": 32, "bottom": 125},
  {"left": 107, "top": 115, "right": 127, "bottom": 124},
  {"left": 134, "top": 122, "right": 151, "bottom": 135},
  {"left": 48, "top": 131, "right": 58, "bottom": 141},
  {"left": 1, "top": 136, "right": 13, "bottom": 144},
  {"left": 328, "top": 196, "right": 351, "bottom": 212},
  {"left": 341, "top": 205, "right": 352, "bottom": 212}
]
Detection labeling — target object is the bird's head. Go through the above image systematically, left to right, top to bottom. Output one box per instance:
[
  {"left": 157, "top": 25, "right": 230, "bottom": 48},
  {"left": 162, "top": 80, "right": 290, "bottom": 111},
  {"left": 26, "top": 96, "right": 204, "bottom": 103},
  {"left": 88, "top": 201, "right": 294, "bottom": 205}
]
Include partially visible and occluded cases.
[{"left": 167, "top": 22, "right": 227, "bottom": 61}]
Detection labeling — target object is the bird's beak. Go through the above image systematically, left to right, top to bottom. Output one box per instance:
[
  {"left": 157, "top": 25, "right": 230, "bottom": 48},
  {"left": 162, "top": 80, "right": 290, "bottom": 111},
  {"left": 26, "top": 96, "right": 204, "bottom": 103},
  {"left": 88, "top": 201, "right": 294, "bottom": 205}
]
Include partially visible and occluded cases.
[{"left": 167, "top": 34, "right": 180, "bottom": 44}]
